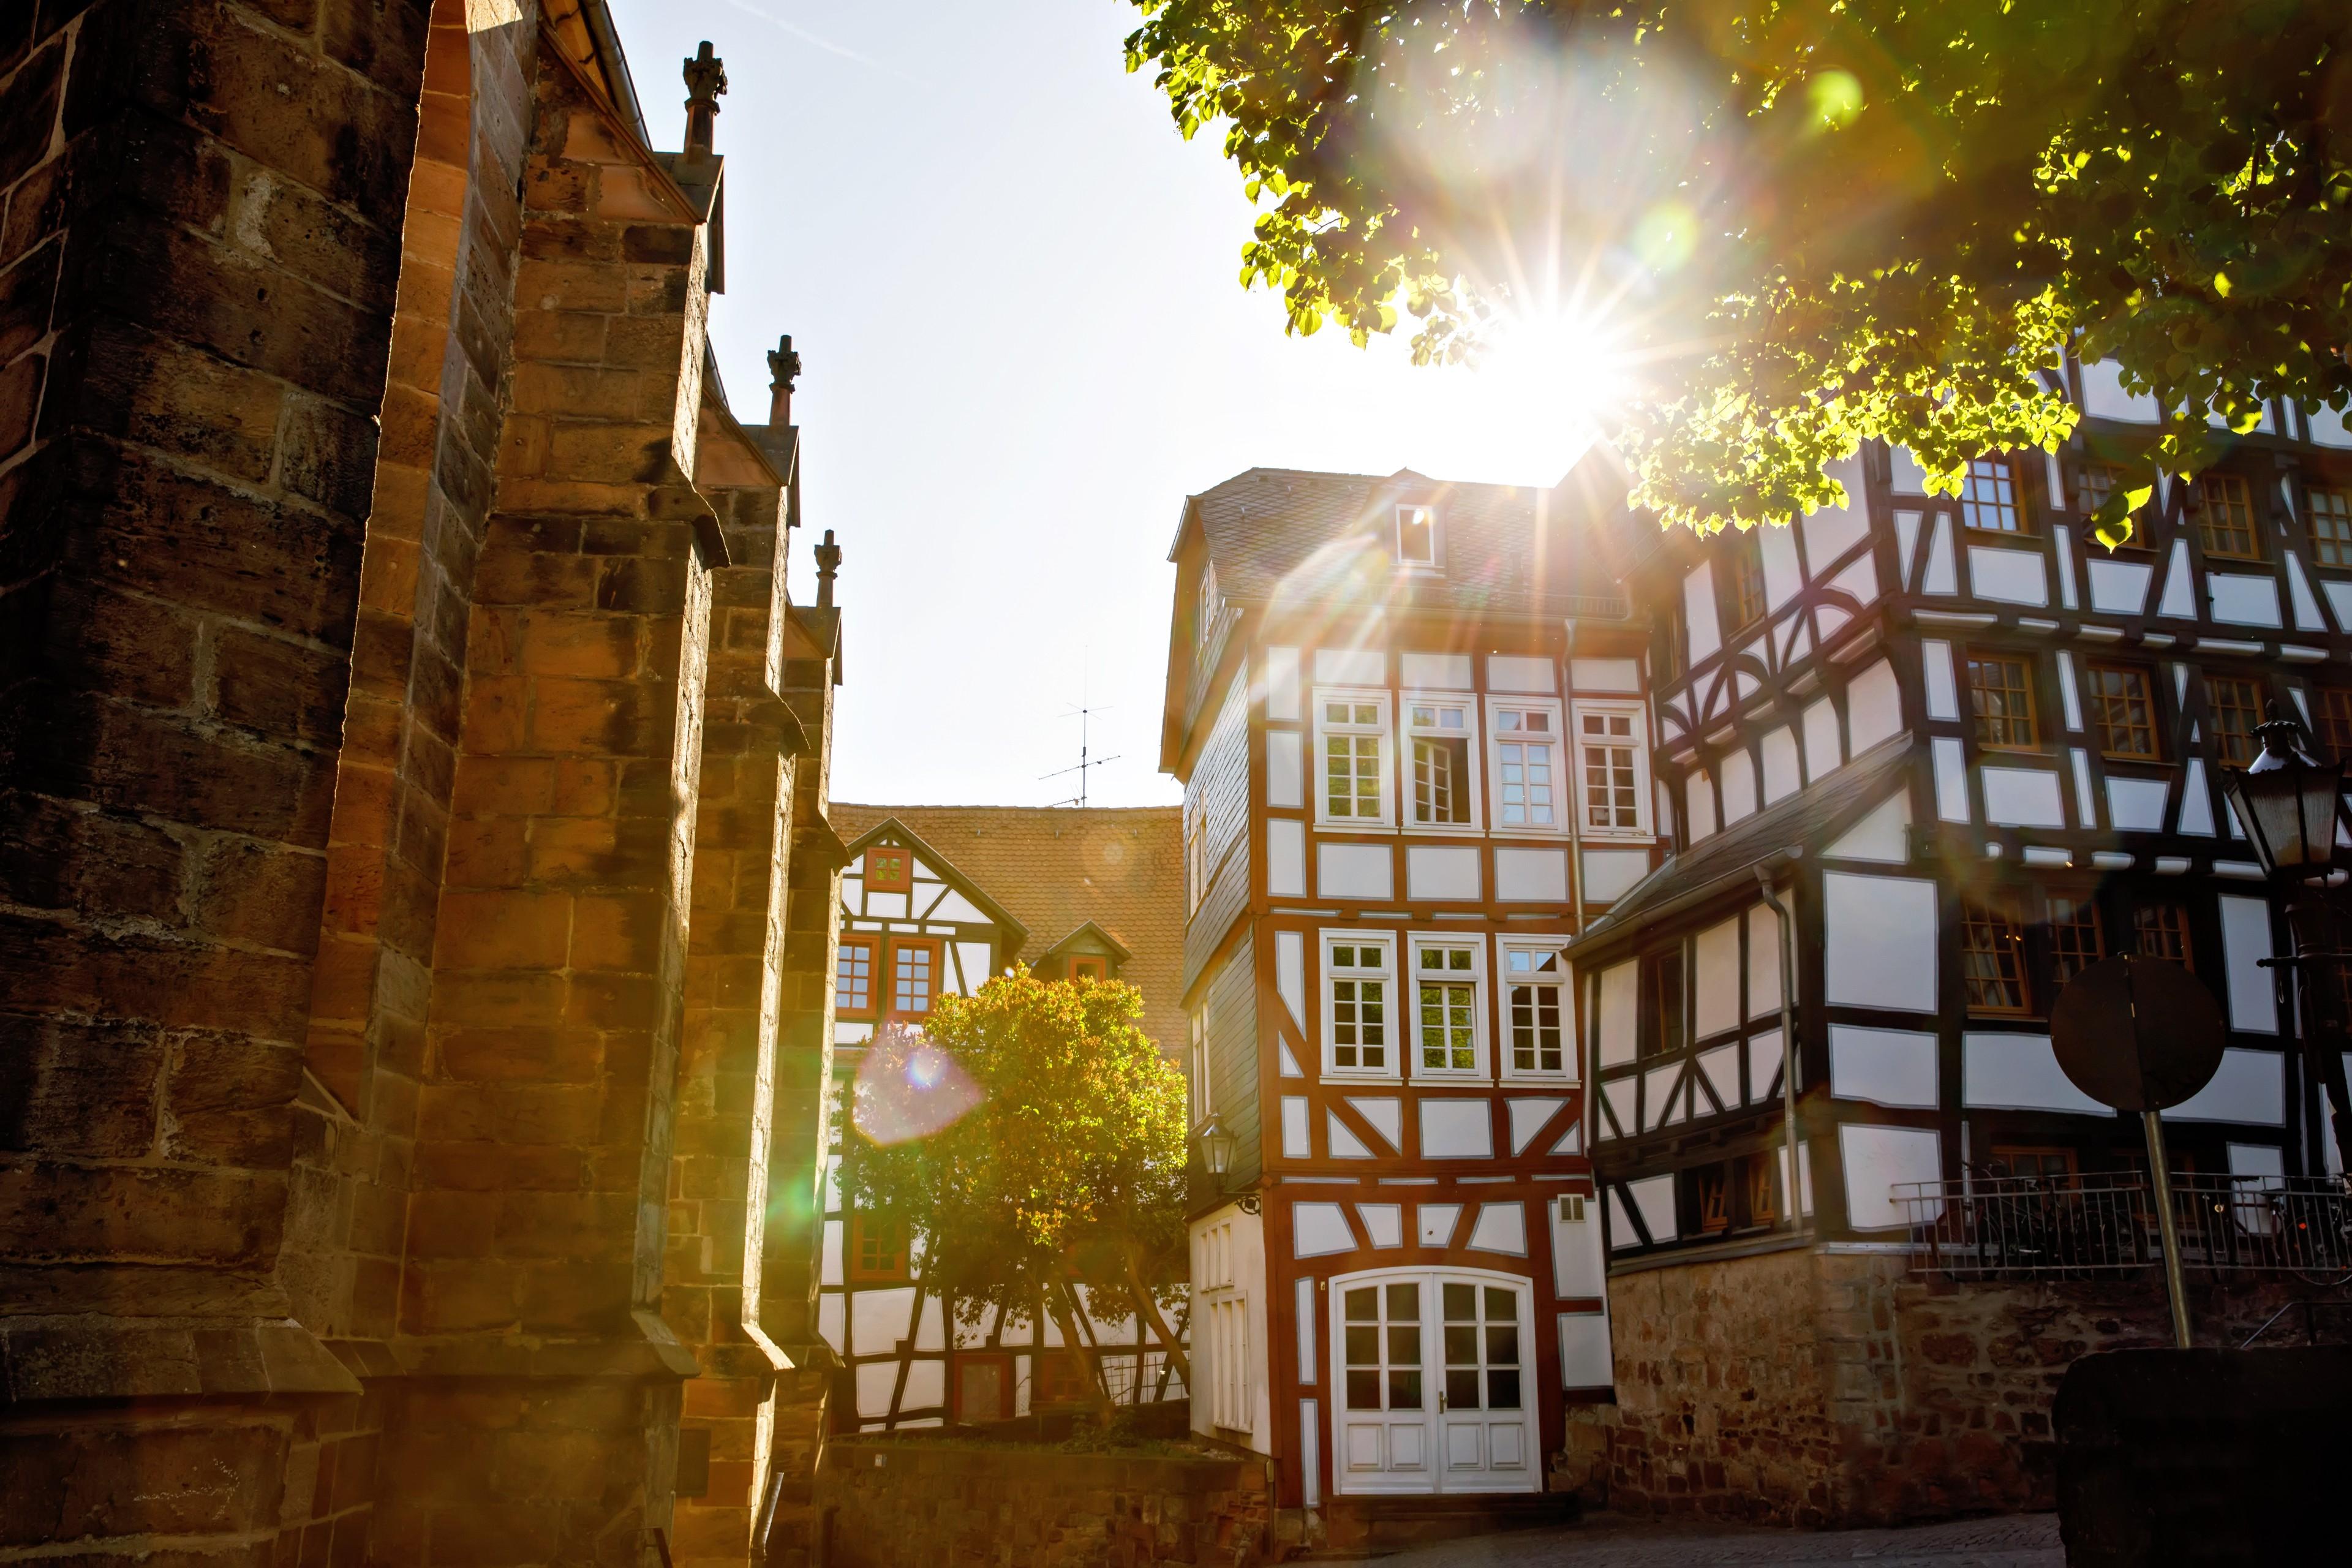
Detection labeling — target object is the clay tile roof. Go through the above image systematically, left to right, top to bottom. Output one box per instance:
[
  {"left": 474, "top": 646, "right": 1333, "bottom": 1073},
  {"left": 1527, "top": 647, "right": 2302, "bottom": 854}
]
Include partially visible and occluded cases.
[
  {"left": 1183, "top": 457, "right": 1646, "bottom": 621},
  {"left": 830, "top": 804, "right": 1186, "bottom": 1055}
]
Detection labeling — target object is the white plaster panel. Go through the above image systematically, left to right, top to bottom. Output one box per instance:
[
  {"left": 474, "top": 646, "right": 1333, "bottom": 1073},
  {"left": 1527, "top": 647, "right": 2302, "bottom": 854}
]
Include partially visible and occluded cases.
[
  {"left": 2081, "top": 358, "right": 2160, "bottom": 421},
  {"left": 2309, "top": 402, "right": 2352, "bottom": 447},
  {"left": 1890, "top": 447, "right": 1931, "bottom": 494},
  {"left": 1803, "top": 466, "right": 1871, "bottom": 565},
  {"left": 1921, "top": 514, "right": 1959, "bottom": 597},
  {"left": 1758, "top": 522, "right": 1803, "bottom": 610},
  {"left": 2054, "top": 523, "right": 2079, "bottom": 610},
  {"left": 2157, "top": 538, "right": 2196, "bottom": 619},
  {"left": 1967, "top": 546, "right": 2049, "bottom": 606},
  {"left": 2285, "top": 552, "right": 2328, "bottom": 631},
  {"left": 1828, "top": 555, "right": 1881, "bottom": 608},
  {"left": 2085, "top": 557, "right": 2153, "bottom": 616},
  {"left": 1683, "top": 562, "right": 1722, "bottom": 665},
  {"left": 2207, "top": 573, "right": 2283, "bottom": 628},
  {"left": 2329, "top": 582, "right": 2352, "bottom": 639},
  {"left": 1921, "top": 640, "right": 1959, "bottom": 720},
  {"left": 1266, "top": 647, "right": 1302, "bottom": 722},
  {"left": 1314, "top": 649, "right": 1386, "bottom": 685},
  {"left": 2057, "top": 651, "right": 2084, "bottom": 733},
  {"left": 1401, "top": 652, "right": 1474, "bottom": 690},
  {"left": 1486, "top": 654, "right": 1556, "bottom": 694},
  {"left": 1569, "top": 657, "right": 1641, "bottom": 693},
  {"left": 1847, "top": 661, "right": 1903, "bottom": 755},
  {"left": 1803, "top": 695, "right": 1842, "bottom": 781},
  {"left": 1762, "top": 726, "right": 1801, "bottom": 804},
  {"left": 1266, "top": 730, "right": 1303, "bottom": 810},
  {"left": 1933, "top": 737, "right": 1972, "bottom": 823},
  {"left": 2071, "top": 749, "right": 2097, "bottom": 831},
  {"left": 1720, "top": 750, "right": 1758, "bottom": 826},
  {"left": 2179, "top": 758, "right": 2215, "bottom": 836},
  {"left": 1981, "top": 767, "right": 2067, "bottom": 829},
  {"left": 1685, "top": 772, "right": 1717, "bottom": 843},
  {"left": 2107, "top": 777, "right": 2169, "bottom": 832},
  {"left": 1826, "top": 792, "right": 1910, "bottom": 863},
  {"left": 1267, "top": 819, "right": 1306, "bottom": 897},
  {"left": 1317, "top": 842, "right": 1394, "bottom": 900},
  {"left": 1406, "top": 845, "right": 1480, "bottom": 902},
  {"left": 1495, "top": 847, "right": 1569, "bottom": 903},
  {"left": 1581, "top": 849, "right": 1651, "bottom": 903},
  {"left": 1822, "top": 872, "right": 1939, "bottom": 1013},
  {"left": 929, "top": 889, "right": 989, "bottom": 924},
  {"left": 865, "top": 892, "right": 908, "bottom": 920},
  {"left": 2220, "top": 895, "right": 2278, "bottom": 1034},
  {"left": 1747, "top": 906, "right": 1784, "bottom": 1017},
  {"left": 1694, "top": 918, "right": 1742, "bottom": 1039},
  {"left": 1276, "top": 930, "right": 1306, "bottom": 1029},
  {"left": 953, "top": 942, "right": 993, "bottom": 995},
  {"left": 1597, "top": 962, "right": 1639, "bottom": 1068},
  {"left": 1831, "top": 1026, "right": 1940, "bottom": 1109},
  {"left": 1746, "top": 1029, "right": 1784, "bottom": 1105},
  {"left": 1963, "top": 1033, "right": 2108, "bottom": 1115},
  {"left": 1279, "top": 1041, "right": 1305, "bottom": 1078},
  {"left": 1697, "top": 1044, "right": 1742, "bottom": 1111},
  {"left": 2170, "top": 1048, "right": 2285, "bottom": 1126},
  {"left": 1643, "top": 1063, "right": 1681, "bottom": 1129},
  {"left": 1600, "top": 1078, "right": 1637, "bottom": 1138},
  {"left": 1281, "top": 1096, "right": 1311, "bottom": 1158},
  {"left": 1346, "top": 1097, "right": 1402, "bottom": 1152},
  {"left": 1507, "top": 1098, "right": 1568, "bottom": 1155},
  {"left": 1419, "top": 1099, "right": 1494, "bottom": 1158},
  {"left": 1327, "top": 1113, "right": 1372, "bottom": 1159},
  {"left": 1839, "top": 1125, "right": 1945, "bottom": 1232},
  {"left": 2228, "top": 1143, "right": 2284, "bottom": 1178},
  {"left": 1626, "top": 1175, "right": 1678, "bottom": 1245},
  {"left": 1552, "top": 1199, "right": 1606, "bottom": 1297},
  {"left": 1292, "top": 1202, "right": 1355, "bottom": 1258},
  {"left": 1468, "top": 1203, "right": 1528, "bottom": 1257},
  {"left": 1356, "top": 1204, "right": 1404, "bottom": 1248},
  {"left": 1416, "top": 1204, "right": 1463, "bottom": 1248},
  {"left": 821, "top": 1219, "right": 843, "bottom": 1286},
  {"left": 851, "top": 1286, "right": 918, "bottom": 1357},
  {"left": 818, "top": 1292, "right": 844, "bottom": 1351},
  {"left": 914, "top": 1295, "right": 946, "bottom": 1353},
  {"left": 1559, "top": 1316, "right": 1613, "bottom": 1389},
  {"left": 854, "top": 1362, "right": 900, "bottom": 1420}
]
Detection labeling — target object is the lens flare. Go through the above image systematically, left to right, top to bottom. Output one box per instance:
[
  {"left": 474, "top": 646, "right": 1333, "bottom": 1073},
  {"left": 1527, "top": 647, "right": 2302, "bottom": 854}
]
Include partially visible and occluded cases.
[
  {"left": 1807, "top": 70, "right": 1864, "bottom": 132},
  {"left": 852, "top": 1023, "right": 983, "bottom": 1145}
]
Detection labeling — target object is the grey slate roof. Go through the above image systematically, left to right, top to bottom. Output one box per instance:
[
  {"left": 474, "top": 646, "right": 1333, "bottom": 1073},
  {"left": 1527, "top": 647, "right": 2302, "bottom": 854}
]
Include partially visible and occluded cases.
[
  {"left": 1182, "top": 453, "right": 1650, "bottom": 622},
  {"left": 1567, "top": 737, "right": 1917, "bottom": 956}
]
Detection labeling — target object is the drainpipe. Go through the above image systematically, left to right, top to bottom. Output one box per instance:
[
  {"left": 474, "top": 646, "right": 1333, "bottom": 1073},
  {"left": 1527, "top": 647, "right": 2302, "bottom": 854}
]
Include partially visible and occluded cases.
[
  {"left": 1562, "top": 619, "right": 1591, "bottom": 1152},
  {"left": 1755, "top": 862, "right": 1803, "bottom": 1235}
]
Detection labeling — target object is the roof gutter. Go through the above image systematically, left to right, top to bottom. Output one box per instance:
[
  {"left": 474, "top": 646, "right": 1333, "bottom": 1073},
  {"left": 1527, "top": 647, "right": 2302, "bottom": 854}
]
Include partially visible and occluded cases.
[
  {"left": 578, "top": 0, "right": 652, "bottom": 148},
  {"left": 1566, "top": 846, "right": 1806, "bottom": 962}
]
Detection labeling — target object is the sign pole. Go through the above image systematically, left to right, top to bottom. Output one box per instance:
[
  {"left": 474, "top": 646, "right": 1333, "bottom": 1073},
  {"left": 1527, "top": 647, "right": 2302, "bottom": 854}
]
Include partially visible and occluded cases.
[{"left": 2139, "top": 1109, "right": 2192, "bottom": 1350}]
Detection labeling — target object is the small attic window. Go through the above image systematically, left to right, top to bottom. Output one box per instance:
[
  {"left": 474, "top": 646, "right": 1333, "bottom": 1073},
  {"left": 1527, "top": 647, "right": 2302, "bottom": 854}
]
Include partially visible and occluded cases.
[
  {"left": 1396, "top": 505, "right": 1439, "bottom": 568},
  {"left": 864, "top": 847, "right": 910, "bottom": 892}
]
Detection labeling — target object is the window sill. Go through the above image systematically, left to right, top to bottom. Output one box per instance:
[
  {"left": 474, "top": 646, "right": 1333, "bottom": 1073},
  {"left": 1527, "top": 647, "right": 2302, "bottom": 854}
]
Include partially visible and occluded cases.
[
  {"left": 1962, "top": 526, "right": 2042, "bottom": 541},
  {"left": 1400, "top": 820, "right": 1485, "bottom": 837},
  {"left": 1321, "top": 1069, "right": 1404, "bottom": 1086},
  {"left": 1409, "top": 1071, "right": 1493, "bottom": 1087},
  {"left": 1499, "top": 1072, "right": 1578, "bottom": 1087}
]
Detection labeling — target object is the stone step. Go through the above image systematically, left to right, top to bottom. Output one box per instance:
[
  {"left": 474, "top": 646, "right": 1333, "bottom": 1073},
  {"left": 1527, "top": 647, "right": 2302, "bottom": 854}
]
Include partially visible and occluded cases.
[{"left": 1304, "top": 1491, "right": 1581, "bottom": 1558}]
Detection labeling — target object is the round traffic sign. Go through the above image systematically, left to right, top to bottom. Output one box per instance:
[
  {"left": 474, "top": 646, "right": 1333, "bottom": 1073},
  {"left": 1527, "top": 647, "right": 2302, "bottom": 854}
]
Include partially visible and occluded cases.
[{"left": 2050, "top": 954, "right": 2226, "bottom": 1113}]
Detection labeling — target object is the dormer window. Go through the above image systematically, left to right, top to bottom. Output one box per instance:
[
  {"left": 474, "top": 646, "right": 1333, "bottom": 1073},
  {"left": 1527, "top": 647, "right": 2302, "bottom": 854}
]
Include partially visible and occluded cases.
[{"left": 1396, "top": 505, "right": 1438, "bottom": 568}]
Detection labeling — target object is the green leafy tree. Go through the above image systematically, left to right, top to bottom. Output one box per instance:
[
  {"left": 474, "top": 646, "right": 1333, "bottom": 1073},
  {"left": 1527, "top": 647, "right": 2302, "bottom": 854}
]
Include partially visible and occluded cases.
[
  {"left": 1126, "top": 1, "right": 2352, "bottom": 542},
  {"left": 841, "top": 971, "right": 1191, "bottom": 1420}
]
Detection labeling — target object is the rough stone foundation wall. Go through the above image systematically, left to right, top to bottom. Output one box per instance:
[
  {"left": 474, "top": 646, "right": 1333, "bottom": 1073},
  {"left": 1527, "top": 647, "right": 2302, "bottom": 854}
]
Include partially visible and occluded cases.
[
  {"left": 1586, "top": 1245, "right": 2337, "bottom": 1528},
  {"left": 813, "top": 1442, "right": 1273, "bottom": 1568}
]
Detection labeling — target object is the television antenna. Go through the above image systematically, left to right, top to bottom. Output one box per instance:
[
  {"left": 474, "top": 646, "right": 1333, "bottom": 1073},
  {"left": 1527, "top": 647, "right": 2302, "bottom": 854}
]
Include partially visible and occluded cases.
[{"left": 1041, "top": 661, "right": 1119, "bottom": 808}]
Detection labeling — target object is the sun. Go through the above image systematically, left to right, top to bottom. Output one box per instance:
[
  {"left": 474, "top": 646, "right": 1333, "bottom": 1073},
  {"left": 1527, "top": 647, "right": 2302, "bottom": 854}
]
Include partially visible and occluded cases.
[{"left": 1433, "top": 304, "right": 1631, "bottom": 485}]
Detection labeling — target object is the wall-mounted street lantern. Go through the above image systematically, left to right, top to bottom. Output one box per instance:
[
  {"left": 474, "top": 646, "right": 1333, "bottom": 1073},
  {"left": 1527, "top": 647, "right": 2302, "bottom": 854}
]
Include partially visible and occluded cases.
[
  {"left": 2220, "top": 706, "right": 2352, "bottom": 1179},
  {"left": 1197, "top": 1116, "right": 1235, "bottom": 1180}
]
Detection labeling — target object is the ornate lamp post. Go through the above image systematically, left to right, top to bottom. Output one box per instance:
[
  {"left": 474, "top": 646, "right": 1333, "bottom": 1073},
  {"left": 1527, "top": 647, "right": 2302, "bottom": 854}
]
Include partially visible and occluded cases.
[{"left": 2218, "top": 707, "right": 2352, "bottom": 1179}]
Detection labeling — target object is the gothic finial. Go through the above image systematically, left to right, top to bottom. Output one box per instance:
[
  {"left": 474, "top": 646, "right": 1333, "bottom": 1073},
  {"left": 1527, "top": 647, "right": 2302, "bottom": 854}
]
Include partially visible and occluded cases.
[
  {"left": 682, "top": 41, "right": 727, "bottom": 160},
  {"left": 767, "top": 334, "right": 801, "bottom": 426},
  {"left": 815, "top": 528, "right": 841, "bottom": 610}
]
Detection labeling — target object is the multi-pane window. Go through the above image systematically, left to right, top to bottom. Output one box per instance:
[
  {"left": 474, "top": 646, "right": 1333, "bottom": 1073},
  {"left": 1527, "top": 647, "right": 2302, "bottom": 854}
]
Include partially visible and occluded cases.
[
  {"left": 1962, "top": 456, "right": 2026, "bottom": 533},
  {"left": 2075, "top": 461, "right": 2116, "bottom": 519},
  {"left": 2196, "top": 473, "right": 2260, "bottom": 559},
  {"left": 2308, "top": 488, "right": 2352, "bottom": 570},
  {"left": 1396, "top": 505, "right": 1438, "bottom": 567},
  {"left": 1723, "top": 529, "right": 1767, "bottom": 628},
  {"left": 1195, "top": 563, "right": 1219, "bottom": 646},
  {"left": 1964, "top": 652, "right": 2039, "bottom": 751},
  {"left": 2084, "top": 663, "right": 2159, "bottom": 761},
  {"left": 2204, "top": 676, "right": 2264, "bottom": 766},
  {"left": 2315, "top": 688, "right": 2352, "bottom": 759},
  {"left": 1321, "top": 696, "right": 1387, "bottom": 821},
  {"left": 1408, "top": 701, "right": 1472, "bottom": 825},
  {"left": 1494, "top": 707, "right": 1558, "bottom": 828},
  {"left": 1577, "top": 710, "right": 1642, "bottom": 832},
  {"left": 864, "top": 847, "right": 910, "bottom": 892},
  {"left": 2047, "top": 896, "right": 2105, "bottom": 989},
  {"left": 1961, "top": 900, "right": 2030, "bottom": 1013},
  {"left": 2134, "top": 903, "right": 2193, "bottom": 970},
  {"left": 836, "top": 937, "right": 876, "bottom": 1017},
  {"left": 1326, "top": 940, "right": 1393, "bottom": 1073},
  {"left": 889, "top": 943, "right": 937, "bottom": 1018},
  {"left": 1414, "top": 944, "right": 1479, "bottom": 1073},
  {"left": 1504, "top": 948, "right": 1566, "bottom": 1074},
  {"left": 1639, "top": 948, "right": 1686, "bottom": 1058},
  {"left": 1069, "top": 956, "right": 1107, "bottom": 983},
  {"left": 1744, "top": 1153, "right": 1779, "bottom": 1226},
  {"left": 1696, "top": 1166, "right": 1730, "bottom": 1233},
  {"left": 848, "top": 1211, "right": 908, "bottom": 1283},
  {"left": 1343, "top": 1282, "right": 1422, "bottom": 1412},
  {"left": 1440, "top": 1283, "right": 1522, "bottom": 1414}
]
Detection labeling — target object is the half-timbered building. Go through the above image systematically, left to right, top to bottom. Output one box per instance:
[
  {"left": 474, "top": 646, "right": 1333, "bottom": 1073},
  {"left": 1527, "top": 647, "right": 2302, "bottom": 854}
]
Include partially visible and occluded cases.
[
  {"left": 1566, "top": 364, "right": 2352, "bottom": 1521},
  {"left": 1161, "top": 464, "right": 1653, "bottom": 1515},
  {"left": 815, "top": 804, "right": 1186, "bottom": 1430}
]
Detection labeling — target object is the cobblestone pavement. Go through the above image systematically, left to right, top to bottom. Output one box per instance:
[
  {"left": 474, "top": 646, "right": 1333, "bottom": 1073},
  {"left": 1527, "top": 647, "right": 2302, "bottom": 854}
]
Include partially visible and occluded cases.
[{"left": 1368, "top": 1512, "right": 2063, "bottom": 1567}]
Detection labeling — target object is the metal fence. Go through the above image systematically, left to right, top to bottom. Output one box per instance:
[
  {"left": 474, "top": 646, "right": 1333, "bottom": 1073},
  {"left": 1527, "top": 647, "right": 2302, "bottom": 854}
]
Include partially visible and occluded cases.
[{"left": 1893, "top": 1172, "right": 2352, "bottom": 1280}]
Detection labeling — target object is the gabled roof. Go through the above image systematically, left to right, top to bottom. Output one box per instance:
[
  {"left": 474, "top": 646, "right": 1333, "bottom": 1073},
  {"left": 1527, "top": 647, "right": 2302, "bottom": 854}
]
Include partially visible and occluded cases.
[
  {"left": 1172, "top": 451, "right": 1645, "bottom": 622},
  {"left": 1567, "top": 737, "right": 1918, "bottom": 958},
  {"left": 831, "top": 804, "right": 1185, "bottom": 1052},
  {"left": 837, "top": 815, "right": 1031, "bottom": 956},
  {"left": 1042, "top": 920, "right": 1131, "bottom": 964}
]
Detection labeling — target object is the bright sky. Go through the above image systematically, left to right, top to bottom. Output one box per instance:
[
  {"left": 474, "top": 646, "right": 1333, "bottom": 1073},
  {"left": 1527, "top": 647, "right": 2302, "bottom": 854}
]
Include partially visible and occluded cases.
[{"left": 604, "top": 1, "right": 1597, "bottom": 809}]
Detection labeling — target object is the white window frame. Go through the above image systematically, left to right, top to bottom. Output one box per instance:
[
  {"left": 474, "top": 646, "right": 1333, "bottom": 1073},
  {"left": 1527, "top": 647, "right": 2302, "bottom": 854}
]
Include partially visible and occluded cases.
[
  {"left": 1396, "top": 504, "right": 1441, "bottom": 570},
  {"left": 1196, "top": 561, "right": 1219, "bottom": 647},
  {"left": 1313, "top": 687, "right": 1395, "bottom": 829},
  {"left": 1401, "top": 692, "right": 1482, "bottom": 832},
  {"left": 1484, "top": 695, "right": 1567, "bottom": 837},
  {"left": 1570, "top": 699, "right": 1652, "bottom": 840},
  {"left": 1184, "top": 798, "right": 1207, "bottom": 913},
  {"left": 1320, "top": 929, "right": 1400, "bottom": 1082},
  {"left": 1406, "top": 933, "right": 1488, "bottom": 1082},
  {"left": 1498, "top": 938, "right": 1574, "bottom": 1082},
  {"left": 1189, "top": 1008, "right": 1212, "bottom": 1125}
]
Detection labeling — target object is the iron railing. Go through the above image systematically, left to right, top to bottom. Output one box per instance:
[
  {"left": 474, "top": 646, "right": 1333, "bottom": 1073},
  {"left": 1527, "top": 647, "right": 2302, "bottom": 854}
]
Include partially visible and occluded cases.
[{"left": 1893, "top": 1172, "right": 2352, "bottom": 1280}]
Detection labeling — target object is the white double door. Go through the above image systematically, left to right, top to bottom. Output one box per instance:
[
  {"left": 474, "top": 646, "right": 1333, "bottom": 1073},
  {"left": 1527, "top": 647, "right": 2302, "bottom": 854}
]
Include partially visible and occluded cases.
[{"left": 1332, "top": 1268, "right": 1537, "bottom": 1494}]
